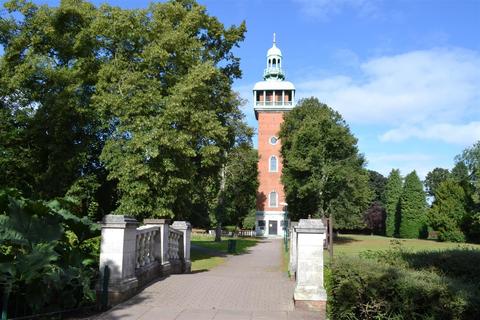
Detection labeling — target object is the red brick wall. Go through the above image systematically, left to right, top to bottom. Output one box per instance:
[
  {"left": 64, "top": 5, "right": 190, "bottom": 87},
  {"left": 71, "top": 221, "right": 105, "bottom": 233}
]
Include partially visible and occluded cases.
[{"left": 256, "top": 112, "right": 286, "bottom": 212}]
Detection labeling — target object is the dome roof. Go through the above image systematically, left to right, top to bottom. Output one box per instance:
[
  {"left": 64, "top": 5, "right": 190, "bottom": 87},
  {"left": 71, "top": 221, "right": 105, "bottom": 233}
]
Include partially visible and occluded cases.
[
  {"left": 267, "top": 44, "right": 282, "bottom": 57},
  {"left": 253, "top": 80, "right": 295, "bottom": 91}
]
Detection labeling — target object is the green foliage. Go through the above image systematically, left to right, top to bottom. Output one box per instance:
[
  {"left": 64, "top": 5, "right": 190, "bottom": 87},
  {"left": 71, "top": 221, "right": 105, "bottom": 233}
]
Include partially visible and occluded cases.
[
  {"left": 0, "top": 0, "right": 248, "bottom": 222},
  {"left": 92, "top": 1, "right": 246, "bottom": 219},
  {"left": 279, "top": 97, "right": 372, "bottom": 229},
  {"left": 454, "top": 142, "right": 480, "bottom": 242},
  {"left": 222, "top": 144, "right": 259, "bottom": 227},
  {"left": 425, "top": 167, "right": 451, "bottom": 198},
  {"left": 383, "top": 169, "right": 402, "bottom": 237},
  {"left": 368, "top": 170, "right": 387, "bottom": 204},
  {"left": 364, "top": 171, "right": 387, "bottom": 234},
  {"left": 399, "top": 171, "right": 427, "bottom": 239},
  {"left": 428, "top": 179, "right": 467, "bottom": 242},
  {"left": 0, "top": 189, "right": 99, "bottom": 316},
  {"left": 241, "top": 209, "right": 256, "bottom": 230},
  {"left": 329, "top": 254, "right": 480, "bottom": 320}
]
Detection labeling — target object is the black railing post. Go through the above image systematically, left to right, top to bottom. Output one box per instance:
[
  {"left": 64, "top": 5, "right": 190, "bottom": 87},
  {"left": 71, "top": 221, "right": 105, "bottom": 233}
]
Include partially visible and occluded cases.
[
  {"left": 101, "top": 265, "right": 110, "bottom": 310},
  {"left": 1, "top": 288, "right": 10, "bottom": 320}
]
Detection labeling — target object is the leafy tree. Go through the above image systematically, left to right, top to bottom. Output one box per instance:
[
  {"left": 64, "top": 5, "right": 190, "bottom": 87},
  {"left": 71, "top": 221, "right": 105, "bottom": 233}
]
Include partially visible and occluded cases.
[
  {"left": 0, "top": 0, "right": 248, "bottom": 223},
  {"left": 0, "top": 0, "right": 113, "bottom": 220},
  {"left": 93, "top": 0, "right": 246, "bottom": 220},
  {"left": 279, "top": 97, "right": 372, "bottom": 229},
  {"left": 454, "top": 142, "right": 480, "bottom": 242},
  {"left": 222, "top": 143, "right": 259, "bottom": 228},
  {"left": 424, "top": 168, "right": 451, "bottom": 198},
  {"left": 383, "top": 169, "right": 402, "bottom": 237},
  {"left": 363, "top": 170, "right": 387, "bottom": 234},
  {"left": 368, "top": 170, "right": 388, "bottom": 204},
  {"left": 399, "top": 171, "right": 427, "bottom": 239},
  {"left": 428, "top": 179, "right": 467, "bottom": 242},
  {"left": 364, "top": 201, "right": 386, "bottom": 235}
]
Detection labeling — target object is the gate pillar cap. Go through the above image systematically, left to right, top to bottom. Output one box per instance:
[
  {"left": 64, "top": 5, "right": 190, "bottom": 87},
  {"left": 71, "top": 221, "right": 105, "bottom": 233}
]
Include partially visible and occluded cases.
[
  {"left": 101, "top": 215, "right": 139, "bottom": 228},
  {"left": 295, "top": 219, "right": 325, "bottom": 233}
]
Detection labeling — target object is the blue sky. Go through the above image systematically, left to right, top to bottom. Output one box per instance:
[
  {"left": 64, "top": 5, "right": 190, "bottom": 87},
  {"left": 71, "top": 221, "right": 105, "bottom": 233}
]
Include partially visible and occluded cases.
[{"left": 3, "top": 0, "right": 480, "bottom": 179}]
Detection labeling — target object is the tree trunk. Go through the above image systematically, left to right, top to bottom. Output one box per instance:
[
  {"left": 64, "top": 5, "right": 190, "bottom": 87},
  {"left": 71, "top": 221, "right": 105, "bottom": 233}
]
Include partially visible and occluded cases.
[
  {"left": 215, "top": 160, "right": 227, "bottom": 242},
  {"left": 329, "top": 215, "right": 334, "bottom": 260},
  {"left": 215, "top": 223, "right": 222, "bottom": 242}
]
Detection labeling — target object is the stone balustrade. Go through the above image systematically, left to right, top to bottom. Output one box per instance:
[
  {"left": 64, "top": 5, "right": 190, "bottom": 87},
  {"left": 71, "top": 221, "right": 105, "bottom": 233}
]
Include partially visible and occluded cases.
[{"left": 99, "top": 215, "right": 191, "bottom": 306}]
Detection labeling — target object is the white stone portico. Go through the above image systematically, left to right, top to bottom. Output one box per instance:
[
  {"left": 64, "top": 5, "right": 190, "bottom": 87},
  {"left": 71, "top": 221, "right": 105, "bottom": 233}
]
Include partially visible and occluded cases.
[{"left": 255, "top": 211, "right": 286, "bottom": 237}]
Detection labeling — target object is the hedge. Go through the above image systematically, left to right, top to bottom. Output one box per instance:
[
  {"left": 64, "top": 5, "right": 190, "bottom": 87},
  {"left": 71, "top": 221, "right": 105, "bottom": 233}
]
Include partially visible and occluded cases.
[{"left": 328, "top": 256, "right": 480, "bottom": 319}]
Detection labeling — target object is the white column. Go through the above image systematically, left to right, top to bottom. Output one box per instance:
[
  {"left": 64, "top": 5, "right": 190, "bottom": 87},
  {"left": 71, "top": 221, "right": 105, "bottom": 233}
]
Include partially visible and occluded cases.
[
  {"left": 282, "top": 90, "right": 285, "bottom": 106},
  {"left": 263, "top": 91, "right": 266, "bottom": 106},
  {"left": 273, "top": 91, "right": 276, "bottom": 105},
  {"left": 99, "top": 215, "right": 139, "bottom": 301},
  {"left": 294, "top": 219, "right": 327, "bottom": 312},
  {"left": 172, "top": 221, "right": 192, "bottom": 273},
  {"left": 289, "top": 221, "right": 299, "bottom": 276}
]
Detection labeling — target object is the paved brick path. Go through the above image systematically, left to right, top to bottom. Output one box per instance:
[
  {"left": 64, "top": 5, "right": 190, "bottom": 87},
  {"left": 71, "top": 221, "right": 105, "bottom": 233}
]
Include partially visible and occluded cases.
[{"left": 98, "top": 239, "right": 321, "bottom": 320}]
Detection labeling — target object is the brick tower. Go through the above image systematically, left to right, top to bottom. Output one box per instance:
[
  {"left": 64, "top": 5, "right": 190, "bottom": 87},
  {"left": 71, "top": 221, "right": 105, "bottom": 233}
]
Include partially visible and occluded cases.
[{"left": 254, "top": 34, "right": 296, "bottom": 237}]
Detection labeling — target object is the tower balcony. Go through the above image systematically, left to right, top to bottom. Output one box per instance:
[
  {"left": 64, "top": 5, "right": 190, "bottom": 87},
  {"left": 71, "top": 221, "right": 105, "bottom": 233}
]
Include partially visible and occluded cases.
[{"left": 255, "top": 100, "right": 293, "bottom": 107}]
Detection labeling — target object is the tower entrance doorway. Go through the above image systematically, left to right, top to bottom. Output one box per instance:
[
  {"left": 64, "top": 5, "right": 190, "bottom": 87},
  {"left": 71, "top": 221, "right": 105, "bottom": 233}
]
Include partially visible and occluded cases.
[{"left": 269, "top": 220, "right": 278, "bottom": 235}]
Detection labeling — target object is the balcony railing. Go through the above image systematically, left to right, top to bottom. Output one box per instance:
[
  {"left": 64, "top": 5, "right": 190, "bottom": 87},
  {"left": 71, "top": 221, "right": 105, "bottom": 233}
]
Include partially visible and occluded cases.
[
  {"left": 263, "top": 67, "right": 285, "bottom": 78},
  {"left": 255, "top": 101, "right": 293, "bottom": 107}
]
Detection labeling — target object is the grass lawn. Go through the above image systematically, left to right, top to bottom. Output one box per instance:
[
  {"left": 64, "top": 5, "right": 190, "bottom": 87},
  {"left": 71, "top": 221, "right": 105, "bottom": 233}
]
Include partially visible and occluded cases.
[
  {"left": 190, "top": 234, "right": 259, "bottom": 272},
  {"left": 191, "top": 234, "right": 258, "bottom": 255},
  {"left": 330, "top": 234, "right": 480, "bottom": 258}
]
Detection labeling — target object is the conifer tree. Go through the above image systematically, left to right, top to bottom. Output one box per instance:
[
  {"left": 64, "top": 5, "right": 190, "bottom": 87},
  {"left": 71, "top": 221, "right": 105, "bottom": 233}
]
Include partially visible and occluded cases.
[
  {"left": 383, "top": 169, "right": 402, "bottom": 237},
  {"left": 399, "top": 171, "right": 428, "bottom": 238},
  {"left": 428, "top": 179, "right": 467, "bottom": 242}
]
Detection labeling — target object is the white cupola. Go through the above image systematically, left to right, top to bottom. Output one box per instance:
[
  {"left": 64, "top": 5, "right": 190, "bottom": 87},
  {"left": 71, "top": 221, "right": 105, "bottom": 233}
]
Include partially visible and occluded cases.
[{"left": 264, "top": 33, "right": 285, "bottom": 80}]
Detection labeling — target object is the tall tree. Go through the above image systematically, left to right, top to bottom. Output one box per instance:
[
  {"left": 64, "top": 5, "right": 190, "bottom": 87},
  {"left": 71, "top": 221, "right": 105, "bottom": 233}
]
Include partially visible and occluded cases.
[
  {"left": 0, "top": 0, "right": 248, "bottom": 222},
  {"left": 93, "top": 0, "right": 246, "bottom": 220},
  {"left": 279, "top": 97, "right": 372, "bottom": 229},
  {"left": 454, "top": 142, "right": 480, "bottom": 242},
  {"left": 223, "top": 143, "right": 259, "bottom": 228},
  {"left": 424, "top": 168, "right": 451, "bottom": 198},
  {"left": 383, "top": 169, "right": 402, "bottom": 237},
  {"left": 364, "top": 170, "right": 387, "bottom": 234},
  {"left": 368, "top": 170, "right": 388, "bottom": 204},
  {"left": 399, "top": 171, "right": 427, "bottom": 239},
  {"left": 428, "top": 179, "right": 467, "bottom": 242}
]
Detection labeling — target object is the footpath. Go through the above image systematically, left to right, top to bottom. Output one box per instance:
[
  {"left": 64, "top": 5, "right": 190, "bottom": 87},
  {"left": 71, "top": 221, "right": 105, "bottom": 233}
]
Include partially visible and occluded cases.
[{"left": 97, "top": 239, "right": 321, "bottom": 320}]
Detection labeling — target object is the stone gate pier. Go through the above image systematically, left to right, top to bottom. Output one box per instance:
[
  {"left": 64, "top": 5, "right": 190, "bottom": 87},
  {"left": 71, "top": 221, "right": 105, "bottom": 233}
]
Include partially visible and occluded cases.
[
  {"left": 98, "top": 215, "right": 191, "bottom": 306},
  {"left": 289, "top": 218, "right": 327, "bottom": 315}
]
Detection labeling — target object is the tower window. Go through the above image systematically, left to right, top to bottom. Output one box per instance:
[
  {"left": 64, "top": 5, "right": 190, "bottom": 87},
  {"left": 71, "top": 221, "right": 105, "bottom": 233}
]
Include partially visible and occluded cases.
[
  {"left": 272, "top": 58, "right": 276, "bottom": 67},
  {"left": 269, "top": 136, "right": 278, "bottom": 145},
  {"left": 269, "top": 155, "right": 278, "bottom": 172},
  {"left": 269, "top": 191, "right": 278, "bottom": 207}
]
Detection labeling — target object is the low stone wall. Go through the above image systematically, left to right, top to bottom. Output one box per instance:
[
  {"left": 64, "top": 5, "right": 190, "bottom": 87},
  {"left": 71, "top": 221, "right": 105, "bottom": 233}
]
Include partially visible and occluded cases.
[{"left": 98, "top": 215, "right": 191, "bottom": 306}]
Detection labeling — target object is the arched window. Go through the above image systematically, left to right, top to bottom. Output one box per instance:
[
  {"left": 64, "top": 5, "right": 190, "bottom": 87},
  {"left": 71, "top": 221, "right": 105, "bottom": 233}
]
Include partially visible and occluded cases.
[
  {"left": 272, "top": 58, "right": 276, "bottom": 67},
  {"left": 268, "top": 59, "right": 271, "bottom": 67},
  {"left": 269, "top": 155, "right": 278, "bottom": 172},
  {"left": 269, "top": 191, "right": 278, "bottom": 207}
]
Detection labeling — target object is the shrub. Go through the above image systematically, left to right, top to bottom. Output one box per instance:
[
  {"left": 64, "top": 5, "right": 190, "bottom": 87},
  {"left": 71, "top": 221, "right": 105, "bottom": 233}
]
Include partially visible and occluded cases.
[
  {"left": 0, "top": 189, "right": 100, "bottom": 317},
  {"left": 329, "top": 256, "right": 480, "bottom": 319}
]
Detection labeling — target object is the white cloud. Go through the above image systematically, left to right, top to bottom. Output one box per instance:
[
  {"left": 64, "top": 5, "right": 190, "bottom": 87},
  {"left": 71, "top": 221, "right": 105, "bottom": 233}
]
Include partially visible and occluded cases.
[
  {"left": 293, "top": 0, "right": 379, "bottom": 20},
  {"left": 296, "top": 47, "right": 480, "bottom": 145},
  {"left": 380, "top": 122, "right": 480, "bottom": 146}
]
